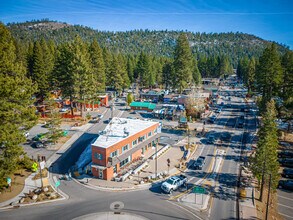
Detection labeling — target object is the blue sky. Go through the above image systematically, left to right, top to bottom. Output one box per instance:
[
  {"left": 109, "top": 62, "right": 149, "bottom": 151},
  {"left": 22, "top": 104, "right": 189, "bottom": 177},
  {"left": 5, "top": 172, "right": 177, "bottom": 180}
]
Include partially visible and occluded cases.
[{"left": 1, "top": 0, "right": 293, "bottom": 48}]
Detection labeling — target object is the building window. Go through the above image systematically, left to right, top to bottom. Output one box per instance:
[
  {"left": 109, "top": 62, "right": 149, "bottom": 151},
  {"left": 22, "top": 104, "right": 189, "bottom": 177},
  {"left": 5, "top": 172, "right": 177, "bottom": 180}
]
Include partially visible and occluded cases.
[
  {"left": 154, "top": 128, "right": 157, "bottom": 134},
  {"left": 148, "top": 131, "right": 152, "bottom": 137},
  {"left": 139, "top": 135, "right": 145, "bottom": 143},
  {"left": 132, "top": 139, "right": 137, "bottom": 146},
  {"left": 122, "top": 144, "right": 129, "bottom": 153},
  {"left": 110, "top": 150, "right": 119, "bottom": 158},
  {"left": 94, "top": 152, "right": 103, "bottom": 160},
  {"left": 120, "top": 156, "right": 131, "bottom": 168},
  {"left": 113, "top": 165, "right": 117, "bottom": 174}
]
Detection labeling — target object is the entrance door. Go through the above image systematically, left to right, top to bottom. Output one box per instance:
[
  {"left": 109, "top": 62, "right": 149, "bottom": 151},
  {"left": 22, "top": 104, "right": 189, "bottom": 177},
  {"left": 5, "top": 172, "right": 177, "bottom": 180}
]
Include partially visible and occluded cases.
[{"left": 98, "top": 169, "right": 103, "bottom": 179}]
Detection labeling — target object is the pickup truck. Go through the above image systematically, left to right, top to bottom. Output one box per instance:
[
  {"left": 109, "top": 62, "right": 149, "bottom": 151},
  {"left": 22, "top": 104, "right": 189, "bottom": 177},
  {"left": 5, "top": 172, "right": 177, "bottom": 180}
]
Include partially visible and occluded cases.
[
  {"left": 193, "top": 156, "right": 206, "bottom": 170},
  {"left": 161, "top": 175, "right": 187, "bottom": 193}
]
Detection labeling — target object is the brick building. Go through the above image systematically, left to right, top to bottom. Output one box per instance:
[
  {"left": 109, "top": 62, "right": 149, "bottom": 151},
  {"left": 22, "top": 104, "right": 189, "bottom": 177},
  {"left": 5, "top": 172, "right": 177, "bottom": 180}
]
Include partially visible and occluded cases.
[{"left": 91, "top": 117, "right": 161, "bottom": 180}]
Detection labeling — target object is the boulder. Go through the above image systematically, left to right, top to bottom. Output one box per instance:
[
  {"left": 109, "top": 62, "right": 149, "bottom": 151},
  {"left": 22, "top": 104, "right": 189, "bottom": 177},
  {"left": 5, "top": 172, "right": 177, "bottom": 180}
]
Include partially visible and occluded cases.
[
  {"left": 32, "top": 194, "right": 38, "bottom": 200},
  {"left": 19, "top": 198, "right": 25, "bottom": 204}
]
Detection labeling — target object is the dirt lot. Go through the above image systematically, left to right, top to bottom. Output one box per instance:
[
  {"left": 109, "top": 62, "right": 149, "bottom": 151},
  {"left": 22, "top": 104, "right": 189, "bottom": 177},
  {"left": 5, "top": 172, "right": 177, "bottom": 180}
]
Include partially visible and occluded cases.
[
  {"left": 0, "top": 170, "right": 31, "bottom": 203},
  {"left": 255, "top": 186, "right": 283, "bottom": 220}
]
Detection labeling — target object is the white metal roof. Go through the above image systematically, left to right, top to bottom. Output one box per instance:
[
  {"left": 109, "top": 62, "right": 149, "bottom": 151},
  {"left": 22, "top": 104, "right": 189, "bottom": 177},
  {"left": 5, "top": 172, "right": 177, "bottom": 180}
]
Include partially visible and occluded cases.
[{"left": 92, "top": 117, "right": 159, "bottom": 149}]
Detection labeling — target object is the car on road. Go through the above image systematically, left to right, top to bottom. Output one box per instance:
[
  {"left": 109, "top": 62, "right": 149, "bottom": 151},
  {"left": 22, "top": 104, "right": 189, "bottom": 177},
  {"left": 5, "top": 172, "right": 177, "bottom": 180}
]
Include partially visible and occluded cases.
[
  {"left": 207, "top": 135, "right": 216, "bottom": 144},
  {"left": 193, "top": 156, "right": 206, "bottom": 170},
  {"left": 282, "top": 168, "right": 293, "bottom": 179},
  {"left": 161, "top": 175, "right": 187, "bottom": 193},
  {"left": 278, "top": 180, "right": 293, "bottom": 191}
]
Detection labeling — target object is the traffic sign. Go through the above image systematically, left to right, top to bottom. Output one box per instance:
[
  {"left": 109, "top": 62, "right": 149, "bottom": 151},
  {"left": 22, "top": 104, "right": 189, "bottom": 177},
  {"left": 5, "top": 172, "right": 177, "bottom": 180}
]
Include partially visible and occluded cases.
[
  {"left": 40, "top": 161, "right": 46, "bottom": 170},
  {"left": 32, "top": 162, "right": 38, "bottom": 172},
  {"left": 6, "top": 177, "right": 11, "bottom": 185},
  {"left": 55, "top": 180, "right": 61, "bottom": 188},
  {"left": 193, "top": 186, "right": 205, "bottom": 194}
]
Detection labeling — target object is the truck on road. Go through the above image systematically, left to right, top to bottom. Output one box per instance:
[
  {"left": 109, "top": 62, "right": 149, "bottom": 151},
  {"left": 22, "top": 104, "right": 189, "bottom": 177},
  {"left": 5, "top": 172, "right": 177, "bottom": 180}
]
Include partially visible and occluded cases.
[{"left": 161, "top": 175, "right": 188, "bottom": 193}]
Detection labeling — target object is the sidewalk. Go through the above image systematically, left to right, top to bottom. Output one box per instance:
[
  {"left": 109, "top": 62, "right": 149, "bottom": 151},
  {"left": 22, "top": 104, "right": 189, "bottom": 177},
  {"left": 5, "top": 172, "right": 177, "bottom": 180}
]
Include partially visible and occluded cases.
[
  {"left": 0, "top": 118, "right": 97, "bottom": 208},
  {"left": 0, "top": 173, "right": 41, "bottom": 208},
  {"left": 239, "top": 187, "right": 257, "bottom": 220}
]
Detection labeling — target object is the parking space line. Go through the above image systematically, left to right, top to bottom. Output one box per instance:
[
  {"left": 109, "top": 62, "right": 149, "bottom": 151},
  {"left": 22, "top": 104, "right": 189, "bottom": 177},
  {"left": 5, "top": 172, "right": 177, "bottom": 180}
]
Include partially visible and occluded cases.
[
  {"left": 278, "top": 195, "right": 293, "bottom": 201},
  {"left": 278, "top": 203, "right": 293, "bottom": 210},
  {"left": 279, "top": 212, "right": 293, "bottom": 219}
]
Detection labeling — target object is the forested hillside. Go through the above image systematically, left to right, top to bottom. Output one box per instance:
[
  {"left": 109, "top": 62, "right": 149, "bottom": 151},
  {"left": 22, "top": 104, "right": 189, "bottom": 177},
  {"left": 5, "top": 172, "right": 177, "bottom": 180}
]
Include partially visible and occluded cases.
[{"left": 7, "top": 20, "right": 289, "bottom": 66}]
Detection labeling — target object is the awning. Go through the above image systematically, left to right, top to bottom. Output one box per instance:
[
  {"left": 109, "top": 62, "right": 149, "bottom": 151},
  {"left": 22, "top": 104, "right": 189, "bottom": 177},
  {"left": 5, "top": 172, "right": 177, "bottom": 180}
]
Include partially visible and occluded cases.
[{"left": 91, "top": 164, "right": 107, "bottom": 170}]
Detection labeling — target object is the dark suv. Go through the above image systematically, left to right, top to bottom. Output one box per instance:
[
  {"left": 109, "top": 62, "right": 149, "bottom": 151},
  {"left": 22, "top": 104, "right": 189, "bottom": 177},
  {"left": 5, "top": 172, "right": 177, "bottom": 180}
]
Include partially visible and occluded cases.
[
  {"left": 278, "top": 151, "right": 293, "bottom": 158},
  {"left": 193, "top": 156, "right": 206, "bottom": 170},
  {"left": 282, "top": 168, "right": 293, "bottom": 179},
  {"left": 278, "top": 180, "right": 293, "bottom": 191}
]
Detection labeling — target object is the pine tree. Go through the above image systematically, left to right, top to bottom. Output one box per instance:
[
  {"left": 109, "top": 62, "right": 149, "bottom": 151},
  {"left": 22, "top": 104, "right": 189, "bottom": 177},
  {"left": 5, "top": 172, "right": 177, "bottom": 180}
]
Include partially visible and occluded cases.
[
  {"left": 0, "top": 23, "right": 37, "bottom": 186},
  {"left": 173, "top": 33, "right": 193, "bottom": 93},
  {"left": 70, "top": 36, "right": 92, "bottom": 117},
  {"left": 89, "top": 39, "right": 106, "bottom": 92},
  {"left": 31, "top": 40, "right": 49, "bottom": 99},
  {"left": 53, "top": 43, "right": 75, "bottom": 115},
  {"left": 256, "top": 44, "right": 283, "bottom": 112},
  {"left": 103, "top": 48, "right": 112, "bottom": 87},
  {"left": 281, "top": 50, "right": 293, "bottom": 101},
  {"left": 136, "top": 52, "right": 151, "bottom": 87},
  {"left": 117, "top": 53, "right": 130, "bottom": 91},
  {"left": 108, "top": 55, "right": 124, "bottom": 93},
  {"left": 192, "top": 58, "right": 202, "bottom": 85},
  {"left": 247, "top": 58, "right": 256, "bottom": 93},
  {"left": 162, "top": 60, "right": 174, "bottom": 89},
  {"left": 251, "top": 100, "right": 280, "bottom": 200}
]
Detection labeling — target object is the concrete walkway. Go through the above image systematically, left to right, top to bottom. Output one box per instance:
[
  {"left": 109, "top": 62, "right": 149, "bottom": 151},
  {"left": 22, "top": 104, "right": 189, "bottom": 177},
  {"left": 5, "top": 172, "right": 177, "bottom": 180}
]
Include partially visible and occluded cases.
[{"left": 0, "top": 173, "right": 41, "bottom": 208}]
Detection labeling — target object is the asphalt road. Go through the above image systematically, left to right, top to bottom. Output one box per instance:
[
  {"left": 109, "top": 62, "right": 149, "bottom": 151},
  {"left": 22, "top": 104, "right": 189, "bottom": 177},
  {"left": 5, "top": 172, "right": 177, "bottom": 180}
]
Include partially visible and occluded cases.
[{"left": 0, "top": 87, "right": 261, "bottom": 220}]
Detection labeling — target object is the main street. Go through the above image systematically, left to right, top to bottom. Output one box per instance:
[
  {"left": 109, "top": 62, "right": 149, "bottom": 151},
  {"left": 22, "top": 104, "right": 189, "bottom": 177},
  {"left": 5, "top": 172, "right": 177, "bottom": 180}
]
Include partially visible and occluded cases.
[{"left": 0, "top": 86, "right": 257, "bottom": 220}]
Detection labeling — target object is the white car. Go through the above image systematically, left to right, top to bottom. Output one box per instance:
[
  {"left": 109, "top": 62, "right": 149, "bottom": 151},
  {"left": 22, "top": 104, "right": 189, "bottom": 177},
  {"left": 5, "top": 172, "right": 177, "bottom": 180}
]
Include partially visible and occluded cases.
[{"left": 24, "top": 131, "right": 29, "bottom": 138}]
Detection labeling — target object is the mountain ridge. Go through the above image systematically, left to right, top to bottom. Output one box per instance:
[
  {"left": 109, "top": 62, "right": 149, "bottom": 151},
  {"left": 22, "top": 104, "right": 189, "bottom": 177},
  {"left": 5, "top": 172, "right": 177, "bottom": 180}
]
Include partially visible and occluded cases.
[{"left": 6, "top": 20, "right": 289, "bottom": 66}]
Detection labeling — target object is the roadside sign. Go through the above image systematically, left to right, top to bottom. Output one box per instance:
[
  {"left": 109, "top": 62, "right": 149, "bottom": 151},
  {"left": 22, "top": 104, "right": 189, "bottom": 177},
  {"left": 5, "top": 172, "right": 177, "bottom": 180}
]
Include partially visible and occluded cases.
[
  {"left": 40, "top": 161, "right": 46, "bottom": 170},
  {"left": 32, "top": 162, "right": 38, "bottom": 172},
  {"left": 6, "top": 177, "right": 11, "bottom": 185},
  {"left": 55, "top": 180, "right": 61, "bottom": 188},
  {"left": 193, "top": 186, "right": 205, "bottom": 194}
]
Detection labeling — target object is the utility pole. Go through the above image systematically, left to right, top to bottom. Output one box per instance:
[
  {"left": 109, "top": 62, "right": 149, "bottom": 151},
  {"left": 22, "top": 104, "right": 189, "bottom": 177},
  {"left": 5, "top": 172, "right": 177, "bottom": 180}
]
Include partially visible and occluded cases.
[
  {"left": 155, "top": 143, "right": 158, "bottom": 179},
  {"left": 265, "top": 174, "right": 272, "bottom": 220}
]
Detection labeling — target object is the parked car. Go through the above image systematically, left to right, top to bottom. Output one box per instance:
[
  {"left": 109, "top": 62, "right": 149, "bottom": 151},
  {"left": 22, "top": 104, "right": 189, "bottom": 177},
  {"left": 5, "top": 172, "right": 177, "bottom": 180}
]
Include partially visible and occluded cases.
[
  {"left": 60, "top": 107, "right": 70, "bottom": 112},
  {"left": 215, "top": 108, "right": 222, "bottom": 113},
  {"left": 209, "top": 115, "right": 217, "bottom": 123},
  {"left": 23, "top": 131, "right": 29, "bottom": 138},
  {"left": 32, "top": 133, "right": 47, "bottom": 141},
  {"left": 32, "top": 141, "right": 44, "bottom": 148},
  {"left": 278, "top": 151, "right": 293, "bottom": 158},
  {"left": 193, "top": 156, "right": 206, "bottom": 170},
  {"left": 279, "top": 158, "right": 293, "bottom": 168},
  {"left": 282, "top": 168, "right": 293, "bottom": 179},
  {"left": 161, "top": 175, "right": 188, "bottom": 193},
  {"left": 278, "top": 180, "right": 293, "bottom": 191}
]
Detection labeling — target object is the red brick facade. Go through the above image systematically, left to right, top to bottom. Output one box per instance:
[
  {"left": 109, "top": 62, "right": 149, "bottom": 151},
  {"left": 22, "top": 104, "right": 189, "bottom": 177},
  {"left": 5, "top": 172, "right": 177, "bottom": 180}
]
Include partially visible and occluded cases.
[{"left": 92, "top": 123, "right": 159, "bottom": 180}]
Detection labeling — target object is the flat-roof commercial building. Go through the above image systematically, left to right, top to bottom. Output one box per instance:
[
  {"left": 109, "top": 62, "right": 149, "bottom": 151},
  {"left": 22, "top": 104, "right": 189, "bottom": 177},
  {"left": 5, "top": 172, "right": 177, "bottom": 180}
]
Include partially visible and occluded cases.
[{"left": 91, "top": 117, "right": 161, "bottom": 180}]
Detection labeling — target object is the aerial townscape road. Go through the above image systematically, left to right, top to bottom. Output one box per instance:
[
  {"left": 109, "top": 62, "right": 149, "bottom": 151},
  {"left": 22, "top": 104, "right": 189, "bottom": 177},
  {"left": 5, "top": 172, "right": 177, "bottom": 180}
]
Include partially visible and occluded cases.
[{"left": 0, "top": 79, "right": 265, "bottom": 220}]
